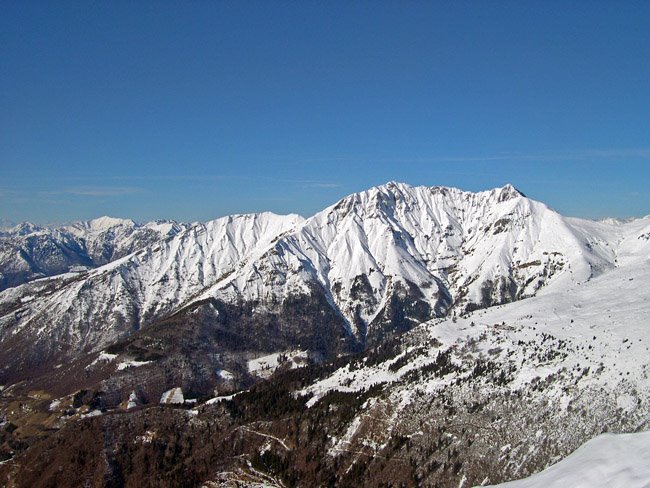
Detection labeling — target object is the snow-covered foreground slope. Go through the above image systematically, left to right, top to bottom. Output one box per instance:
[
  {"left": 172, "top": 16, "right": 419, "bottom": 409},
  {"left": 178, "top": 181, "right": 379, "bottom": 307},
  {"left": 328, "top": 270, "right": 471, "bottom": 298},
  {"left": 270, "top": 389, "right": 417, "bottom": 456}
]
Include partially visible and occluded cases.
[{"left": 485, "top": 431, "right": 650, "bottom": 488}]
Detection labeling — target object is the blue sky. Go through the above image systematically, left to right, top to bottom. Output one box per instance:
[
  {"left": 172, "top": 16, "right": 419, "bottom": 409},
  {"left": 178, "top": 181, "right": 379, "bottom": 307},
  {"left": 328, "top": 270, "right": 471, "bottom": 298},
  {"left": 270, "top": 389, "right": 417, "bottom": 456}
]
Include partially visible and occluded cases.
[{"left": 2, "top": 1, "right": 650, "bottom": 223}]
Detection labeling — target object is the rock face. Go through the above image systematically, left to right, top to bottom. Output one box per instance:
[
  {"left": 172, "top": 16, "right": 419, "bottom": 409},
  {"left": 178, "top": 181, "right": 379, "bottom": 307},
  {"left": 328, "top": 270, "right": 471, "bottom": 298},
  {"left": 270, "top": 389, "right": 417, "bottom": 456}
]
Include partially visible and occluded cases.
[{"left": 1, "top": 182, "right": 649, "bottom": 487}]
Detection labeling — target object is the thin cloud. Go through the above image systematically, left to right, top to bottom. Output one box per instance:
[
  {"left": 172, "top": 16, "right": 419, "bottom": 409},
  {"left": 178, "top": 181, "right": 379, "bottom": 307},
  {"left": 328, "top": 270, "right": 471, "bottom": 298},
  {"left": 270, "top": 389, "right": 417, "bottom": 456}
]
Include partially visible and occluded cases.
[
  {"left": 299, "top": 148, "right": 650, "bottom": 164},
  {"left": 572, "top": 149, "right": 650, "bottom": 159},
  {"left": 254, "top": 176, "right": 342, "bottom": 189},
  {"left": 305, "top": 182, "right": 342, "bottom": 189},
  {"left": 54, "top": 186, "right": 143, "bottom": 197},
  {"left": 0, "top": 187, "right": 22, "bottom": 196},
  {"left": 248, "top": 196, "right": 295, "bottom": 202}
]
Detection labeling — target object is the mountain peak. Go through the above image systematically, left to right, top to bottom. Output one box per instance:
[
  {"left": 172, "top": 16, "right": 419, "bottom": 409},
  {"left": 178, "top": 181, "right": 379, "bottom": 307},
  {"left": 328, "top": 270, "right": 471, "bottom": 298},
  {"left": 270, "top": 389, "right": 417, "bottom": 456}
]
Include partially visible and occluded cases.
[
  {"left": 382, "top": 180, "right": 412, "bottom": 190},
  {"left": 375, "top": 181, "right": 524, "bottom": 198},
  {"left": 325, "top": 182, "right": 529, "bottom": 225},
  {"left": 497, "top": 183, "right": 525, "bottom": 200},
  {"left": 9, "top": 222, "right": 44, "bottom": 236}
]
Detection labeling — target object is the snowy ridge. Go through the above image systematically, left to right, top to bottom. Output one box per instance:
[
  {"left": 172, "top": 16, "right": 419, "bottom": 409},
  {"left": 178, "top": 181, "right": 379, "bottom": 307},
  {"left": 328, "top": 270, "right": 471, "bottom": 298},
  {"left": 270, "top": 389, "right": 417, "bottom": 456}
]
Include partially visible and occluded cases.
[
  {"left": 198, "top": 182, "right": 619, "bottom": 337},
  {"left": 0, "top": 212, "right": 302, "bottom": 352}
]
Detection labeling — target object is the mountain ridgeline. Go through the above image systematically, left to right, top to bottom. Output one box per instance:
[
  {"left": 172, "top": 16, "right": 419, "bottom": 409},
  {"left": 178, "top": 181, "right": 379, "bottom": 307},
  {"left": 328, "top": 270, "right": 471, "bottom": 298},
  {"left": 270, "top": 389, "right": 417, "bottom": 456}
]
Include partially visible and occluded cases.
[{"left": 0, "top": 183, "right": 615, "bottom": 383}]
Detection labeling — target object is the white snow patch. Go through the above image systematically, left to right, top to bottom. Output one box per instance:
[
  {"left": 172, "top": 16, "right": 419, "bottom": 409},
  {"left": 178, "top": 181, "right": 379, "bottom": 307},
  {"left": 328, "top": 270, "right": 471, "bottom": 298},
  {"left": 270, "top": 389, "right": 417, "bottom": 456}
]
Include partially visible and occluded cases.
[
  {"left": 247, "top": 350, "right": 308, "bottom": 379},
  {"left": 88, "top": 351, "right": 118, "bottom": 368},
  {"left": 97, "top": 352, "right": 117, "bottom": 361},
  {"left": 117, "top": 359, "right": 151, "bottom": 371},
  {"left": 216, "top": 369, "right": 234, "bottom": 381},
  {"left": 160, "top": 387, "right": 184, "bottom": 404},
  {"left": 127, "top": 391, "right": 137, "bottom": 410},
  {"left": 205, "top": 392, "right": 241, "bottom": 404},
  {"left": 81, "top": 409, "right": 102, "bottom": 419},
  {"left": 135, "top": 430, "right": 155, "bottom": 444}
]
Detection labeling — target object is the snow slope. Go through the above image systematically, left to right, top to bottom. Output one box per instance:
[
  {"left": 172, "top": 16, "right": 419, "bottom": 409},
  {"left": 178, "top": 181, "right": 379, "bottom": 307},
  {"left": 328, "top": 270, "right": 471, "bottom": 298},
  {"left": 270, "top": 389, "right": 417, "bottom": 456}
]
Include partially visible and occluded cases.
[
  {"left": 1, "top": 182, "right": 649, "bottom": 487},
  {"left": 484, "top": 431, "right": 650, "bottom": 488}
]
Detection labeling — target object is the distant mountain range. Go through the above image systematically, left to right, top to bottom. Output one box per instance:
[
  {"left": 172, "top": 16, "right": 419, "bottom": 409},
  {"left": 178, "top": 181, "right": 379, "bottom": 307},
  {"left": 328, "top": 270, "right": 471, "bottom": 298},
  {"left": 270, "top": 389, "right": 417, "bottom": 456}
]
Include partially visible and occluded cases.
[
  {"left": 1, "top": 182, "right": 649, "bottom": 487},
  {"left": 0, "top": 216, "right": 190, "bottom": 290}
]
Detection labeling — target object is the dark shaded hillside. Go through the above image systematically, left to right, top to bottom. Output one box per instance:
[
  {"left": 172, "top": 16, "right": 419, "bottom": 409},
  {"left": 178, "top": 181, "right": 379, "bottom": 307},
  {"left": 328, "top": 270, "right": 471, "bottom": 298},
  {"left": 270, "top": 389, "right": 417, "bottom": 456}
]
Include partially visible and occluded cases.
[{"left": 2, "top": 330, "right": 646, "bottom": 488}]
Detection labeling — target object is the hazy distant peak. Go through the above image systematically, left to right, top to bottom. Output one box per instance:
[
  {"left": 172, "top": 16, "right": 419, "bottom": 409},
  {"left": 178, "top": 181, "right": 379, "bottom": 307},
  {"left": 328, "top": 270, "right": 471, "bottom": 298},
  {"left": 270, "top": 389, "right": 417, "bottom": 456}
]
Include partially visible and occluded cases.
[
  {"left": 83, "top": 216, "right": 137, "bottom": 231},
  {"left": 10, "top": 222, "right": 44, "bottom": 236}
]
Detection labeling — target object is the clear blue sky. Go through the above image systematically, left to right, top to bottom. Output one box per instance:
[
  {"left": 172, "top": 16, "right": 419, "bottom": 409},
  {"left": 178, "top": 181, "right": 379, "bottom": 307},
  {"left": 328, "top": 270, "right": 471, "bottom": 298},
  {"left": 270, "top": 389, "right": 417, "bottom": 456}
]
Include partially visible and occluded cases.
[{"left": 2, "top": 1, "right": 649, "bottom": 223}]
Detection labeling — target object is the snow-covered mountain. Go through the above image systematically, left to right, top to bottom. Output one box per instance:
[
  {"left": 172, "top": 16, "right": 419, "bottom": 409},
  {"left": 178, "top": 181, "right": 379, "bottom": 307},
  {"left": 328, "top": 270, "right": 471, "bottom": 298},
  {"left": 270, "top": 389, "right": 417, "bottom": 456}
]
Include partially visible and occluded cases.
[
  {"left": 1, "top": 181, "right": 649, "bottom": 487},
  {"left": 0, "top": 182, "right": 634, "bottom": 370},
  {"left": 0, "top": 216, "right": 190, "bottom": 290}
]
